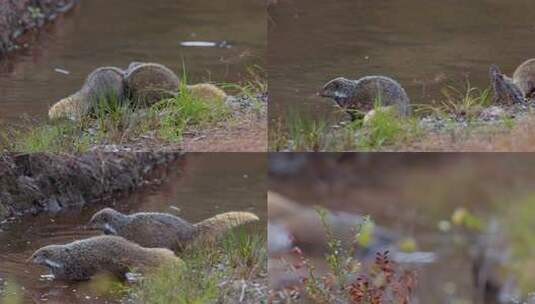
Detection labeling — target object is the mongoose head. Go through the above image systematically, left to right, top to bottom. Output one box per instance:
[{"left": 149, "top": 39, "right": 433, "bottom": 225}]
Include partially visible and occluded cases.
[
  {"left": 489, "top": 64, "right": 524, "bottom": 105},
  {"left": 318, "top": 77, "right": 356, "bottom": 104},
  {"left": 88, "top": 208, "right": 128, "bottom": 235},
  {"left": 28, "top": 245, "right": 65, "bottom": 271}
]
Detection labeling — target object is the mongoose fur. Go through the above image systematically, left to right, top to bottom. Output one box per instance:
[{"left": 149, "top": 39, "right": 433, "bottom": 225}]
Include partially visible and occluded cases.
[
  {"left": 512, "top": 58, "right": 535, "bottom": 99},
  {"left": 489, "top": 64, "right": 524, "bottom": 105},
  {"left": 48, "top": 66, "right": 125, "bottom": 120},
  {"left": 319, "top": 76, "right": 410, "bottom": 120},
  {"left": 88, "top": 208, "right": 260, "bottom": 251},
  {"left": 28, "top": 235, "right": 182, "bottom": 281}
]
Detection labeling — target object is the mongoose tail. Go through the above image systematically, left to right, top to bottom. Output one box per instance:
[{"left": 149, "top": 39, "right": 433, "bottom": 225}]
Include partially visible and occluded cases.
[
  {"left": 48, "top": 92, "right": 83, "bottom": 120},
  {"left": 193, "top": 211, "right": 260, "bottom": 240}
]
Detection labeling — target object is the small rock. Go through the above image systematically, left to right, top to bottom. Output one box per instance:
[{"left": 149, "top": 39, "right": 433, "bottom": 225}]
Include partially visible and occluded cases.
[{"left": 479, "top": 106, "right": 506, "bottom": 122}]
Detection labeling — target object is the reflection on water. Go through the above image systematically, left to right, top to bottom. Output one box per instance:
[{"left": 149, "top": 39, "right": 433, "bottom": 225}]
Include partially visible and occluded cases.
[
  {"left": 0, "top": 0, "right": 265, "bottom": 121},
  {"left": 268, "top": 0, "right": 535, "bottom": 121},
  {"left": 0, "top": 153, "right": 266, "bottom": 303},
  {"left": 269, "top": 153, "right": 535, "bottom": 303}
]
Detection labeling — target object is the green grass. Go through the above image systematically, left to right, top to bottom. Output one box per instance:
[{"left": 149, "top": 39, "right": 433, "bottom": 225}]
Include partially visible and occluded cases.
[
  {"left": 151, "top": 79, "right": 232, "bottom": 142},
  {"left": 270, "top": 104, "right": 421, "bottom": 152},
  {"left": 129, "top": 226, "right": 267, "bottom": 304}
]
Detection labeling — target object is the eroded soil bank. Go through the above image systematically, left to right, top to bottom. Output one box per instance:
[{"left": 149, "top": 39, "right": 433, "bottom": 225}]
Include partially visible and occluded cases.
[
  {"left": 0, "top": 0, "right": 77, "bottom": 56},
  {"left": 0, "top": 152, "right": 181, "bottom": 221}
]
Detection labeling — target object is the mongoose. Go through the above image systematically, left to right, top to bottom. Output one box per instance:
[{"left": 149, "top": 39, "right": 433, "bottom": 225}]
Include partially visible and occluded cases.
[
  {"left": 512, "top": 58, "right": 535, "bottom": 99},
  {"left": 124, "top": 62, "right": 180, "bottom": 106},
  {"left": 125, "top": 63, "right": 227, "bottom": 103},
  {"left": 489, "top": 64, "right": 524, "bottom": 105},
  {"left": 48, "top": 66, "right": 125, "bottom": 120},
  {"left": 318, "top": 76, "right": 411, "bottom": 121},
  {"left": 268, "top": 192, "right": 435, "bottom": 263},
  {"left": 88, "top": 208, "right": 260, "bottom": 251},
  {"left": 28, "top": 235, "right": 183, "bottom": 281}
]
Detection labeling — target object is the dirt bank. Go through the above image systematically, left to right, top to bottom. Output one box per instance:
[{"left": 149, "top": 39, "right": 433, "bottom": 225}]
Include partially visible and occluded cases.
[
  {"left": 0, "top": 0, "right": 77, "bottom": 56},
  {"left": 0, "top": 152, "right": 181, "bottom": 221}
]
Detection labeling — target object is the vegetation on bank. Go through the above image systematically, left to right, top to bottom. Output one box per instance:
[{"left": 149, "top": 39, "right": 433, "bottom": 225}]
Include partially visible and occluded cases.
[
  {"left": 0, "top": 67, "right": 266, "bottom": 153},
  {"left": 269, "top": 82, "right": 530, "bottom": 152},
  {"left": 270, "top": 210, "right": 416, "bottom": 304},
  {"left": 129, "top": 226, "right": 267, "bottom": 304}
]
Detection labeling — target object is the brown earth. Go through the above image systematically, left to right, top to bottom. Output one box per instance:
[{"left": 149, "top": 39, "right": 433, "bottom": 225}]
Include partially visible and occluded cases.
[
  {"left": 0, "top": 0, "right": 77, "bottom": 56},
  {"left": 182, "top": 117, "right": 267, "bottom": 152},
  {"left": 0, "top": 152, "right": 181, "bottom": 221}
]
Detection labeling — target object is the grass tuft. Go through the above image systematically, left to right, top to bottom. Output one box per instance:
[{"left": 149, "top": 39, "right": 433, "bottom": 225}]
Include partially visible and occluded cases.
[{"left": 129, "top": 226, "right": 267, "bottom": 304}]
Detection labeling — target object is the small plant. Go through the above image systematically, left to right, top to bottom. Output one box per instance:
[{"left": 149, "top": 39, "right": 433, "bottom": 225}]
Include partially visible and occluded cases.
[
  {"left": 423, "top": 81, "right": 492, "bottom": 121},
  {"left": 356, "top": 104, "right": 421, "bottom": 150},
  {"left": 285, "top": 109, "right": 330, "bottom": 151},
  {"left": 276, "top": 210, "right": 417, "bottom": 303},
  {"left": 130, "top": 228, "right": 267, "bottom": 304}
]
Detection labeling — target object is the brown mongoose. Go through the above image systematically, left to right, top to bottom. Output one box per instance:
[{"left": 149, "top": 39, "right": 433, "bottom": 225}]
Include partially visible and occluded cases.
[
  {"left": 512, "top": 58, "right": 535, "bottom": 99},
  {"left": 124, "top": 62, "right": 180, "bottom": 106},
  {"left": 125, "top": 63, "right": 227, "bottom": 103},
  {"left": 489, "top": 64, "right": 524, "bottom": 105},
  {"left": 48, "top": 66, "right": 125, "bottom": 120},
  {"left": 318, "top": 76, "right": 411, "bottom": 121},
  {"left": 268, "top": 192, "right": 435, "bottom": 263},
  {"left": 88, "top": 208, "right": 260, "bottom": 251},
  {"left": 28, "top": 235, "right": 183, "bottom": 281}
]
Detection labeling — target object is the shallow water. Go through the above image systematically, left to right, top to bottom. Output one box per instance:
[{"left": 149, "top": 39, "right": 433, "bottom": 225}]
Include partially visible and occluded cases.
[
  {"left": 0, "top": 0, "right": 265, "bottom": 121},
  {"left": 268, "top": 0, "right": 535, "bottom": 121},
  {"left": 0, "top": 153, "right": 267, "bottom": 303},
  {"left": 269, "top": 153, "right": 535, "bottom": 303}
]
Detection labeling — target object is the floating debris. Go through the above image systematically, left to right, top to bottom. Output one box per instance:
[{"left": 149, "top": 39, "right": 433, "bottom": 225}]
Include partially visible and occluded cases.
[
  {"left": 180, "top": 40, "right": 231, "bottom": 48},
  {"left": 54, "top": 68, "right": 70, "bottom": 75},
  {"left": 39, "top": 274, "right": 55, "bottom": 281}
]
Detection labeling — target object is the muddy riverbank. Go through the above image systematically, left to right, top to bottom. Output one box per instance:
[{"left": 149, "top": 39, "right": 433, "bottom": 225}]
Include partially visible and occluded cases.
[
  {"left": 0, "top": 0, "right": 78, "bottom": 56},
  {"left": 0, "top": 152, "right": 181, "bottom": 222}
]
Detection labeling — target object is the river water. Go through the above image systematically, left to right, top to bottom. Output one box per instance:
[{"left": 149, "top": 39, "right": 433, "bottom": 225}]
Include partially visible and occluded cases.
[
  {"left": 0, "top": 0, "right": 265, "bottom": 121},
  {"left": 268, "top": 0, "right": 535, "bottom": 121},
  {"left": 0, "top": 153, "right": 267, "bottom": 303}
]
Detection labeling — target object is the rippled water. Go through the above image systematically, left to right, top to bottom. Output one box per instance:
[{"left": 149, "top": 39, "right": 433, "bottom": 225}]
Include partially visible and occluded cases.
[
  {"left": 0, "top": 0, "right": 265, "bottom": 121},
  {"left": 268, "top": 0, "right": 535, "bottom": 121},
  {"left": 0, "top": 153, "right": 267, "bottom": 303}
]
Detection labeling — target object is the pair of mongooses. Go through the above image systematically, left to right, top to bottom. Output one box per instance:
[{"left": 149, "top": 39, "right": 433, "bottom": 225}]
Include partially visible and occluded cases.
[
  {"left": 320, "top": 58, "right": 535, "bottom": 121},
  {"left": 48, "top": 62, "right": 227, "bottom": 120},
  {"left": 29, "top": 208, "right": 259, "bottom": 281}
]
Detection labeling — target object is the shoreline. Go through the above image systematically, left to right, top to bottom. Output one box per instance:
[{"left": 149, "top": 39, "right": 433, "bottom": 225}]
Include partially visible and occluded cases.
[
  {"left": 0, "top": 0, "right": 78, "bottom": 57},
  {"left": 0, "top": 152, "right": 181, "bottom": 222}
]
